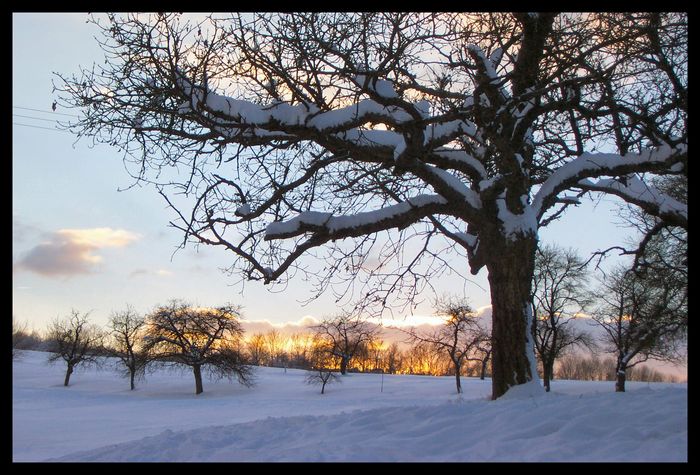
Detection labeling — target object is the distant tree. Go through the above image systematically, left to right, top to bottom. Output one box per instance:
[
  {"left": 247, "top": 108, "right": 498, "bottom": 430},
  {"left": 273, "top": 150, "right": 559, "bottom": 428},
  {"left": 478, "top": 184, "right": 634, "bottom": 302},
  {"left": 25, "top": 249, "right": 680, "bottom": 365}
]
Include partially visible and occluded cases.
[
  {"left": 531, "top": 245, "right": 595, "bottom": 391},
  {"left": 592, "top": 265, "right": 686, "bottom": 392},
  {"left": 403, "top": 298, "right": 489, "bottom": 393},
  {"left": 144, "top": 300, "right": 254, "bottom": 395},
  {"left": 107, "top": 306, "right": 150, "bottom": 390},
  {"left": 46, "top": 310, "right": 105, "bottom": 387},
  {"left": 314, "top": 314, "right": 381, "bottom": 375},
  {"left": 12, "top": 319, "right": 29, "bottom": 359},
  {"left": 264, "top": 329, "right": 287, "bottom": 367},
  {"left": 245, "top": 332, "right": 269, "bottom": 366},
  {"left": 287, "top": 332, "right": 314, "bottom": 369},
  {"left": 474, "top": 337, "right": 492, "bottom": 381},
  {"left": 383, "top": 342, "right": 404, "bottom": 374},
  {"left": 305, "top": 346, "right": 341, "bottom": 395}
]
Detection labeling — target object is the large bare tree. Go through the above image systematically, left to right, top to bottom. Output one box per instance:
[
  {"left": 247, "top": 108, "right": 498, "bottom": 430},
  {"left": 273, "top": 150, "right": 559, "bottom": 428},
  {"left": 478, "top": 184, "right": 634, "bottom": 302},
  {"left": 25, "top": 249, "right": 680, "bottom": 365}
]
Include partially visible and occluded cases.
[
  {"left": 55, "top": 12, "right": 687, "bottom": 399},
  {"left": 144, "top": 300, "right": 254, "bottom": 394}
]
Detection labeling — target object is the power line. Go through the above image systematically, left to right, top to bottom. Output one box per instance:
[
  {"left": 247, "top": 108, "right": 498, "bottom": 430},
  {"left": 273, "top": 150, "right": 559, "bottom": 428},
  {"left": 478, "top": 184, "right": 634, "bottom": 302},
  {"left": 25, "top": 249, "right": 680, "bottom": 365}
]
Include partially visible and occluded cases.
[
  {"left": 12, "top": 105, "right": 80, "bottom": 118},
  {"left": 13, "top": 114, "right": 61, "bottom": 123},
  {"left": 13, "top": 122, "right": 70, "bottom": 133}
]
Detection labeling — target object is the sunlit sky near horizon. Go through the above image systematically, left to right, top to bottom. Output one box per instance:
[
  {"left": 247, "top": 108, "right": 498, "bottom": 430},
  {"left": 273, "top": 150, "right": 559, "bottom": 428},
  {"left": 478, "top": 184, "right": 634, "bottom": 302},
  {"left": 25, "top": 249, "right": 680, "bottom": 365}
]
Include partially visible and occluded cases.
[{"left": 13, "top": 13, "right": 643, "bottom": 334}]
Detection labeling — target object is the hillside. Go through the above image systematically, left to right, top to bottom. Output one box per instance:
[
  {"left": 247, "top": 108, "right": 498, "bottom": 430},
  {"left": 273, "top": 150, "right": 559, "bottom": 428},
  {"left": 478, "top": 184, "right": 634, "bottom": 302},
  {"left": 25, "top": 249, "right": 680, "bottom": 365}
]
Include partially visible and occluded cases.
[{"left": 13, "top": 350, "right": 687, "bottom": 462}]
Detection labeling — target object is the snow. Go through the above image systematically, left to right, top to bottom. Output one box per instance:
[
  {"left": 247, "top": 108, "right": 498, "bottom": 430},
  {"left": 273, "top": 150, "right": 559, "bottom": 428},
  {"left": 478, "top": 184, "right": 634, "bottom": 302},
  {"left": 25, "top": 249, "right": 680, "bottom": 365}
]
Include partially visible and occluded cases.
[
  {"left": 532, "top": 144, "right": 687, "bottom": 218},
  {"left": 425, "top": 165, "right": 482, "bottom": 208},
  {"left": 265, "top": 194, "right": 447, "bottom": 238},
  {"left": 496, "top": 194, "right": 539, "bottom": 240},
  {"left": 235, "top": 203, "right": 251, "bottom": 217},
  {"left": 13, "top": 350, "right": 687, "bottom": 462}
]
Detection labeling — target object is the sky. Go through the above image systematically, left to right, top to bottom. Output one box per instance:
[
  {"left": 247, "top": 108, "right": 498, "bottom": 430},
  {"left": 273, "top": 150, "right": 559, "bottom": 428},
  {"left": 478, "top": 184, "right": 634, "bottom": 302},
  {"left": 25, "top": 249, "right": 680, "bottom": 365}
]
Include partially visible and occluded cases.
[{"left": 12, "top": 13, "right": 644, "bottom": 333}]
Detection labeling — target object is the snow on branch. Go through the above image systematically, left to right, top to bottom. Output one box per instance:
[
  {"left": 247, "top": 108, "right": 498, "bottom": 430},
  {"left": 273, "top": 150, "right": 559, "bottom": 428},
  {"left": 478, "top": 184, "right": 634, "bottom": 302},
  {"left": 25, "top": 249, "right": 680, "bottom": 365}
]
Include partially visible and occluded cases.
[
  {"left": 532, "top": 144, "right": 687, "bottom": 221},
  {"left": 579, "top": 177, "right": 687, "bottom": 228},
  {"left": 265, "top": 194, "right": 448, "bottom": 240}
]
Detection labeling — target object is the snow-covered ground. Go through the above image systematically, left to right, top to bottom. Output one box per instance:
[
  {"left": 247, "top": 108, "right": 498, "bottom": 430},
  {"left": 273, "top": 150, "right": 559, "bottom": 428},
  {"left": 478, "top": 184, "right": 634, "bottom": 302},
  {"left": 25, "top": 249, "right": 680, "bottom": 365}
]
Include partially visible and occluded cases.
[{"left": 13, "top": 350, "right": 687, "bottom": 462}]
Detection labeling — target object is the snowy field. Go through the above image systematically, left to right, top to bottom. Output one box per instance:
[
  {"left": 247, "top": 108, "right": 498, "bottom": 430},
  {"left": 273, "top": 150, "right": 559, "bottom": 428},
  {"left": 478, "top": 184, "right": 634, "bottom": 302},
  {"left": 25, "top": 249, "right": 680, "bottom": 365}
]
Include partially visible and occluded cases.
[{"left": 13, "top": 350, "right": 687, "bottom": 462}]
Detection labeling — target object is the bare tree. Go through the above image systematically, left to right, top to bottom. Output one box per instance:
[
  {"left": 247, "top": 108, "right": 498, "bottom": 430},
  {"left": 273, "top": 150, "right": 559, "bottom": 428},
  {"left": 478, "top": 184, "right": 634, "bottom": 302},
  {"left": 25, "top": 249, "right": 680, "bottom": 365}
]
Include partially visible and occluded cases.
[
  {"left": 56, "top": 12, "right": 687, "bottom": 399},
  {"left": 531, "top": 244, "right": 595, "bottom": 391},
  {"left": 592, "top": 265, "right": 686, "bottom": 392},
  {"left": 403, "top": 298, "right": 489, "bottom": 393},
  {"left": 144, "top": 300, "right": 254, "bottom": 394},
  {"left": 107, "top": 306, "right": 150, "bottom": 390},
  {"left": 46, "top": 310, "right": 105, "bottom": 386},
  {"left": 313, "top": 313, "right": 381, "bottom": 375},
  {"left": 12, "top": 319, "right": 29, "bottom": 360},
  {"left": 264, "top": 329, "right": 287, "bottom": 368},
  {"left": 245, "top": 332, "right": 269, "bottom": 366},
  {"left": 474, "top": 337, "right": 492, "bottom": 380},
  {"left": 383, "top": 342, "right": 404, "bottom": 374},
  {"left": 305, "top": 346, "right": 341, "bottom": 395}
]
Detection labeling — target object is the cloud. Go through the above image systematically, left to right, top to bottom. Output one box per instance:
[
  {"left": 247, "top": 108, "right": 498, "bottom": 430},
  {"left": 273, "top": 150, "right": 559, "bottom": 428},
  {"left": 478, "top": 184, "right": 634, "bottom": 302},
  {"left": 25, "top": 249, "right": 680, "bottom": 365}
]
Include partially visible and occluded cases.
[{"left": 14, "top": 227, "right": 140, "bottom": 277}]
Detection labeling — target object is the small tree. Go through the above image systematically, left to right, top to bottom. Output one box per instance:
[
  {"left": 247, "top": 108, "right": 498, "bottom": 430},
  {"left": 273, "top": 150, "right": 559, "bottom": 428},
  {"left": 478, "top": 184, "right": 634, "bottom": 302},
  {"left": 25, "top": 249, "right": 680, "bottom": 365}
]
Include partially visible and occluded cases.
[
  {"left": 531, "top": 245, "right": 595, "bottom": 391},
  {"left": 592, "top": 265, "right": 686, "bottom": 392},
  {"left": 404, "top": 298, "right": 489, "bottom": 393},
  {"left": 144, "top": 300, "right": 254, "bottom": 395},
  {"left": 107, "top": 306, "right": 150, "bottom": 390},
  {"left": 46, "top": 310, "right": 105, "bottom": 386},
  {"left": 314, "top": 313, "right": 381, "bottom": 375},
  {"left": 12, "top": 319, "right": 29, "bottom": 360},
  {"left": 245, "top": 332, "right": 269, "bottom": 366},
  {"left": 474, "top": 338, "right": 492, "bottom": 380},
  {"left": 305, "top": 345, "right": 341, "bottom": 395}
]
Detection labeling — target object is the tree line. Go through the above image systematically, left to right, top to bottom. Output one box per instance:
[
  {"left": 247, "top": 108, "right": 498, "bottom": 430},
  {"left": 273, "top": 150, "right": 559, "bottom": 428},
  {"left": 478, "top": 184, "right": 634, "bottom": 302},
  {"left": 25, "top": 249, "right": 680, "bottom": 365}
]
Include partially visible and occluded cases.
[{"left": 13, "top": 240, "right": 685, "bottom": 395}]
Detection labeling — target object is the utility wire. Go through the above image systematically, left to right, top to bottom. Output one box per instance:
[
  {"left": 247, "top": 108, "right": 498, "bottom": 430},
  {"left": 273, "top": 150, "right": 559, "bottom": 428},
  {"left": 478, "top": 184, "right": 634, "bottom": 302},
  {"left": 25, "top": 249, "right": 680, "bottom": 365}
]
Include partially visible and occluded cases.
[
  {"left": 13, "top": 105, "right": 80, "bottom": 118},
  {"left": 13, "top": 114, "right": 61, "bottom": 123},
  {"left": 13, "top": 122, "right": 70, "bottom": 133}
]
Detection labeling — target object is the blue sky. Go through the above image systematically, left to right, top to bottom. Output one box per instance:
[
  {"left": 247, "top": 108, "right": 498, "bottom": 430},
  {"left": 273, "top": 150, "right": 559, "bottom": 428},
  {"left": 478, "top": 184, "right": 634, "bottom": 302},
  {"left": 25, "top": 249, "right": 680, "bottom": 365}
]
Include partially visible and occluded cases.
[{"left": 12, "top": 13, "right": 640, "bottom": 331}]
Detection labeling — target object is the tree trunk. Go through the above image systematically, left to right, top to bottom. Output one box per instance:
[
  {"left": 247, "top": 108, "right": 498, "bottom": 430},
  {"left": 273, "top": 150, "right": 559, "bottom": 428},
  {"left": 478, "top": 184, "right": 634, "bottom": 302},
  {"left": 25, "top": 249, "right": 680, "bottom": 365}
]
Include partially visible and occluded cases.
[
  {"left": 486, "top": 235, "right": 540, "bottom": 400},
  {"left": 480, "top": 353, "right": 490, "bottom": 380},
  {"left": 339, "top": 356, "right": 348, "bottom": 375},
  {"left": 542, "top": 357, "right": 554, "bottom": 392},
  {"left": 454, "top": 362, "right": 462, "bottom": 394},
  {"left": 64, "top": 364, "right": 74, "bottom": 387},
  {"left": 193, "top": 364, "right": 204, "bottom": 395},
  {"left": 615, "top": 364, "right": 627, "bottom": 392},
  {"left": 130, "top": 370, "right": 136, "bottom": 391}
]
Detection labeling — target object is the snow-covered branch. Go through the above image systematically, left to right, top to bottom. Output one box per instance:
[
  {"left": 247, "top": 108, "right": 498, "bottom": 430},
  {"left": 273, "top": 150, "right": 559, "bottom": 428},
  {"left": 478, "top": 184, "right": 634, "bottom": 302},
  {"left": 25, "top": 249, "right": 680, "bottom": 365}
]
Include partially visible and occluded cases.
[
  {"left": 532, "top": 144, "right": 687, "bottom": 227},
  {"left": 265, "top": 194, "right": 448, "bottom": 241}
]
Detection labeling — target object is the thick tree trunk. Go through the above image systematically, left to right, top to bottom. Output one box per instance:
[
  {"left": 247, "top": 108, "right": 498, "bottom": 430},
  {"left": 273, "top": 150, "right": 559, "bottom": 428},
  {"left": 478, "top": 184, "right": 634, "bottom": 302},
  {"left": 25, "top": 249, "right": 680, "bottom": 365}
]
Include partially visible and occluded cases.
[
  {"left": 486, "top": 235, "right": 540, "bottom": 400},
  {"left": 339, "top": 357, "right": 348, "bottom": 375},
  {"left": 64, "top": 364, "right": 74, "bottom": 387},
  {"left": 193, "top": 364, "right": 204, "bottom": 395},
  {"left": 130, "top": 370, "right": 136, "bottom": 391}
]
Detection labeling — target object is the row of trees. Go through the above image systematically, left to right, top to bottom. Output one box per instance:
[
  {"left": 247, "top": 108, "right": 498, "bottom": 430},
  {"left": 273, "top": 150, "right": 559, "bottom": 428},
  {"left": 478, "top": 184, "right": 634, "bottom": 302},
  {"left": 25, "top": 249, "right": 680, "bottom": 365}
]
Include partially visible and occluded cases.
[
  {"left": 14, "top": 245, "right": 685, "bottom": 395},
  {"left": 21, "top": 302, "right": 253, "bottom": 395}
]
